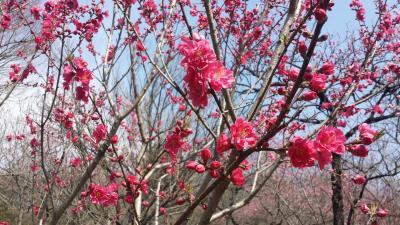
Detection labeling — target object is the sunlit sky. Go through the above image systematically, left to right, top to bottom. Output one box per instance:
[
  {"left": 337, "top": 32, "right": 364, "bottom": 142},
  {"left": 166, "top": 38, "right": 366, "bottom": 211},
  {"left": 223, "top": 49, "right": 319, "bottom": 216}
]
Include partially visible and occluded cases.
[{"left": 0, "top": 0, "right": 391, "bottom": 129}]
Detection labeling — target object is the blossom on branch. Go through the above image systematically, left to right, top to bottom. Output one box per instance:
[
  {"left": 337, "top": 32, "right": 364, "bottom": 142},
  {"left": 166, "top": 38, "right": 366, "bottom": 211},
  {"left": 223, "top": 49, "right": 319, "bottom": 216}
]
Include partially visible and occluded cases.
[{"left": 178, "top": 34, "right": 234, "bottom": 107}]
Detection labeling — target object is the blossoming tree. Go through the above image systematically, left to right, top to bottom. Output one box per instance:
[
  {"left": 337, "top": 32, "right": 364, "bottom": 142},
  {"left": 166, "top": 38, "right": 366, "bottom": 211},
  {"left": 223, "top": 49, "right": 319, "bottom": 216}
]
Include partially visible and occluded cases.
[{"left": 0, "top": 0, "right": 400, "bottom": 224}]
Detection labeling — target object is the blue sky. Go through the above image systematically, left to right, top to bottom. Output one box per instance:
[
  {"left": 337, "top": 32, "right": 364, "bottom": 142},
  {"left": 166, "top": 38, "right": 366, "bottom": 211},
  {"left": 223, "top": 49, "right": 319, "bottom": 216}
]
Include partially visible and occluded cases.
[{"left": 325, "top": 0, "right": 377, "bottom": 33}]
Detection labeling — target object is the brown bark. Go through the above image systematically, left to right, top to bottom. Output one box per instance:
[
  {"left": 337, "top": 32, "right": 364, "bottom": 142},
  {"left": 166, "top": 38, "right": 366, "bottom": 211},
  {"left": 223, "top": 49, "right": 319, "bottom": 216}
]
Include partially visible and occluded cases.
[{"left": 331, "top": 154, "right": 344, "bottom": 225}]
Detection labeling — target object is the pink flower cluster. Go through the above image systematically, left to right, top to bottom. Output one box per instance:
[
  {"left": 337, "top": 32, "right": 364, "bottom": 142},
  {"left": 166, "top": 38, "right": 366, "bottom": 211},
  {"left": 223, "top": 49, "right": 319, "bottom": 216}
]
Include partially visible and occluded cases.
[
  {"left": 31, "top": 0, "right": 106, "bottom": 50},
  {"left": 350, "top": 0, "right": 366, "bottom": 22},
  {"left": 314, "top": 8, "right": 327, "bottom": 22},
  {"left": 1, "top": 13, "right": 11, "bottom": 29},
  {"left": 178, "top": 33, "right": 234, "bottom": 108},
  {"left": 63, "top": 57, "right": 93, "bottom": 103},
  {"left": 285, "top": 62, "right": 334, "bottom": 99},
  {"left": 9, "top": 63, "right": 36, "bottom": 82},
  {"left": 54, "top": 108, "right": 74, "bottom": 129},
  {"left": 26, "top": 116, "right": 37, "bottom": 134},
  {"left": 185, "top": 118, "right": 257, "bottom": 187},
  {"left": 215, "top": 118, "right": 257, "bottom": 155},
  {"left": 230, "top": 118, "right": 258, "bottom": 151},
  {"left": 165, "top": 120, "right": 193, "bottom": 161},
  {"left": 288, "top": 123, "right": 376, "bottom": 170},
  {"left": 342, "top": 123, "right": 378, "bottom": 159},
  {"left": 358, "top": 123, "right": 378, "bottom": 145},
  {"left": 93, "top": 124, "right": 107, "bottom": 144},
  {"left": 288, "top": 126, "right": 347, "bottom": 170},
  {"left": 216, "top": 133, "right": 231, "bottom": 155},
  {"left": 287, "top": 137, "right": 316, "bottom": 168},
  {"left": 348, "top": 144, "right": 368, "bottom": 157},
  {"left": 186, "top": 148, "right": 222, "bottom": 178},
  {"left": 70, "top": 157, "right": 81, "bottom": 168},
  {"left": 230, "top": 161, "right": 251, "bottom": 187},
  {"left": 231, "top": 168, "right": 245, "bottom": 186},
  {"left": 122, "top": 174, "right": 149, "bottom": 203},
  {"left": 351, "top": 174, "right": 366, "bottom": 185},
  {"left": 86, "top": 183, "right": 118, "bottom": 208},
  {"left": 360, "top": 203, "right": 389, "bottom": 222}
]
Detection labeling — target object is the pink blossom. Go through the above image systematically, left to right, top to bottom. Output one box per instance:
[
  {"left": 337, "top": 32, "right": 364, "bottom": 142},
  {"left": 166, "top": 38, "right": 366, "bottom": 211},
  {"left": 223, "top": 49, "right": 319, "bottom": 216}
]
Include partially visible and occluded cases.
[
  {"left": 66, "top": 0, "right": 79, "bottom": 10},
  {"left": 124, "top": 0, "right": 137, "bottom": 6},
  {"left": 350, "top": 0, "right": 365, "bottom": 22},
  {"left": 31, "top": 6, "right": 42, "bottom": 20},
  {"left": 314, "top": 8, "right": 327, "bottom": 22},
  {"left": 1, "top": 13, "right": 11, "bottom": 29},
  {"left": 178, "top": 34, "right": 234, "bottom": 107},
  {"left": 137, "top": 41, "right": 145, "bottom": 51},
  {"left": 298, "top": 41, "right": 307, "bottom": 57},
  {"left": 104, "top": 45, "right": 115, "bottom": 62},
  {"left": 63, "top": 58, "right": 92, "bottom": 103},
  {"left": 74, "top": 58, "right": 92, "bottom": 86},
  {"left": 206, "top": 61, "right": 234, "bottom": 91},
  {"left": 319, "top": 62, "right": 335, "bottom": 75},
  {"left": 9, "top": 64, "right": 21, "bottom": 82},
  {"left": 63, "top": 64, "right": 74, "bottom": 89},
  {"left": 287, "top": 68, "right": 299, "bottom": 81},
  {"left": 183, "top": 70, "right": 209, "bottom": 108},
  {"left": 310, "top": 73, "right": 327, "bottom": 92},
  {"left": 75, "top": 86, "right": 89, "bottom": 103},
  {"left": 302, "top": 91, "right": 317, "bottom": 101},
  {"left": 373, "top": 105, "right": 383, "bottom": 114},
  {"left": 91, "top": 113, "right": 100, "bottom": 121},
  {"left": 230, "top": 118, "right": 258, "bottom": 150},
  {"left": 337, "top": 120, "right": 347, "bottom": 127},
  {"left": 358, "top": 123, "right": 377, "bottom": 145},
  {"left": 93, "top": 124, "right": 107, "bottom": 143},
  {"left": 314, "top": 126, "right": 346, "bottom": 169},
  {"left": 315, "top": 126, "right": 346, "bottom": 155},
  {"left": 165, "top": 133, "right": 183, "bottom": 161},
  {"left": 216, "top": 133, "right": 231, "bottom": 155},
  {"left": 6, "top": 134, "right": 13, "bottom": 142},
  {"left": 110, "top": 135, "right": 118, "bottom": 144},
  {"left": 287, "top": 137, "right": 317, "bottom": 168},
  {"left": 30, "top": 138, "right": 40, "bottom": 148},
  {"left": 348, "top": 145, "right": 368, "bottom": 157},
  {"left": 315, "top": 147, "right": 333, "bottom": 170},
  {"left": 200, "top": 148, "right": 212, "bottom": 162},
  {"left": 70, "top": 157, "right": 81, "bottom": 168},
  {"left": 186, "top": 160, "right": 198, "bottom": 170},
  {"left": 210, "top": 161, "right": 222, "bottom": 170},
  {"left": 31, "top": 164, "right": 40, "bottom": 172},
  {"left": 195, "top": 164, "right": 206, "bottom": 173},
  {"left": 231, "top": 168, "right": 245, "bottom": 186},
  {"left": 210, "top": 170, "right": 220, "bottom": 178},
  {"left": 109, "top": 171, "right": 122, "bottom": 181},
  {"left": 126, "top": 174, "right": 139, "bottom": 185},
  {"left": 351, "top": 174, "right": 366, "bottom": 185},
  {"left": 140, "top": 180, "right": 149, "bottom": 194},
  {"left": 89, "top": 183, "right": 118, "bottom": 207},
  {"left": 124, "top": 194, "right": 134, "bottom": 204},
  {"left": 176, "top": 197, "right": 185, "bottom": 205},
  {"left": 142, "top": 200, "right": 150, "bottom": 207},
  {"left": 360, "top": 203, "right": 369, "bottom": 214},
  {"left": 33, "top": 204, "right": 40, "bottom": 216},
  {"left": 159, "top": 207, "right": 167, "bottom": 215},
  {"left": 376, "top": 208, "right": 389, "bottom": 218}
]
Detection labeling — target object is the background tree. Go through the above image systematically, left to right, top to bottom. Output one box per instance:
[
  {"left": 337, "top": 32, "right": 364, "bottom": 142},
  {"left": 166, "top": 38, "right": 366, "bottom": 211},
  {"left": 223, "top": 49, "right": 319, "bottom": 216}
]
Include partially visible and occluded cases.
[{"left": 0, "top": 0, "right": 399, "bottom": 225}]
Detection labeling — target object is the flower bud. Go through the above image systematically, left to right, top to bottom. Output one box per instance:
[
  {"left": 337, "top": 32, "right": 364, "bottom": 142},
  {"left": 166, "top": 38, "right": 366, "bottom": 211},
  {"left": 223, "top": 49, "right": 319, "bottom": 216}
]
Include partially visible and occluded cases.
[{"left": 195, "top": 164, "right": 206, "bottom": 173}]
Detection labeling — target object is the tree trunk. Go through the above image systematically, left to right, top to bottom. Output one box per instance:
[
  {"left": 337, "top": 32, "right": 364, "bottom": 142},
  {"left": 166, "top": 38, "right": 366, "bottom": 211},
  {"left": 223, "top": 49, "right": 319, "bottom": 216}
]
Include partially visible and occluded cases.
[{"left": 331, "top": 154, "right": 344, "bottom": 225}]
